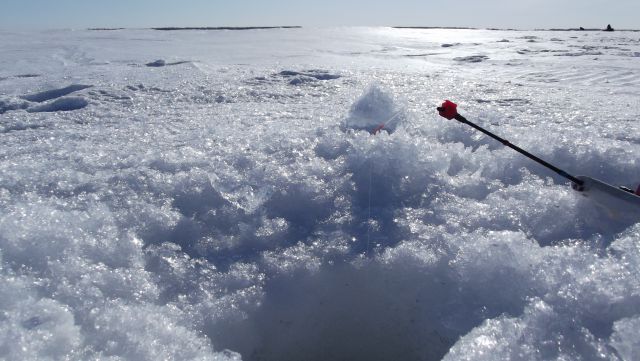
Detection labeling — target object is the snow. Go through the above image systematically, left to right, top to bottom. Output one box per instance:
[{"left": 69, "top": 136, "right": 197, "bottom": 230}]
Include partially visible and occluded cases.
[{"left": 1, "top": 26, "right": 639, "bottom": 360}]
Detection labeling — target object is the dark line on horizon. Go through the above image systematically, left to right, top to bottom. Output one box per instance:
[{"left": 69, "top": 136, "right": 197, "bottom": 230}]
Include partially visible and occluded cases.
[
  {"left": 85, "top": 26, "right": 640, "bottom": 32},
  {"left": 151, "top": 26, "right": 302, "bottom": 31}
]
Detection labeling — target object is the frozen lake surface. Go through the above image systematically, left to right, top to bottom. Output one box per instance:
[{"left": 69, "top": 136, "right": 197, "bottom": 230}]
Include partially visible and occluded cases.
[{"left": 1, "top": 27, "right": 640, "bottom": 360}]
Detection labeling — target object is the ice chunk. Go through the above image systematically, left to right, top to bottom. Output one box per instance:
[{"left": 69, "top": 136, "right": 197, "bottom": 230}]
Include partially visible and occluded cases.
[
  {"left": 146, "top": 59, "right": 166, "bottom": 67},
  {"left": 20, "top": 84, "right": 92, "bottom": 103},
  {"left": 26, "top": 96, "right": 88, "bottom": 112}
]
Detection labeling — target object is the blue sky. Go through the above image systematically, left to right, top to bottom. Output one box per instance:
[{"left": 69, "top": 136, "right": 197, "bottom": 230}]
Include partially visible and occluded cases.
[{"left": 1, "top": 0, "right": 638, "bottom": 29}]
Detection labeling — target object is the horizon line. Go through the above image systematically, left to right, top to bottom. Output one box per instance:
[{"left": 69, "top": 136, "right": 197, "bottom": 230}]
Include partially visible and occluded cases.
[
  {"left": 2, "top": 25, "right": 638, "bottom": 32},
  {"left": 82, "top": 25, "right": 639, "bottom": 32}
]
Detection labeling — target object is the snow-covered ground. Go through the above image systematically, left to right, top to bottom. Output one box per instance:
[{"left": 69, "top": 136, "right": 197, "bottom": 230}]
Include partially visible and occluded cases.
[{"left": 1, "top": 27, "right": 640, "bottom": 360}]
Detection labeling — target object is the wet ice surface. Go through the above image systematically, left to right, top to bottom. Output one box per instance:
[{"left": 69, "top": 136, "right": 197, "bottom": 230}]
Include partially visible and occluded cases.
[{"left": 1, "top": 27, "right": 640, "bottom": 360}]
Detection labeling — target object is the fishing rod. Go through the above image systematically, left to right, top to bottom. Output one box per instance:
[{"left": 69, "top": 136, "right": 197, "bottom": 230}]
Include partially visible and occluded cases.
[{"left": 437, "top": 100, "right": 585, "bottom": 188}]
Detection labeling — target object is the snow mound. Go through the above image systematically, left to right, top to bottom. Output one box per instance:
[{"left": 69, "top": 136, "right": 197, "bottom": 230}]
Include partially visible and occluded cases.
[{"left": 342, "top": 84, "right": 407, "bottom": 134}]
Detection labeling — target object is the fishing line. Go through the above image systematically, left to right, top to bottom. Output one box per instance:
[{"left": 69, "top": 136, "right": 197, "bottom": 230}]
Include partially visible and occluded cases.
[
  {"left": 365, "top": 109, "right": 403, "bottom": 253},
  {"left": 372, "top": 110, "right": 403, "bottom": 135},
  {"left": 366, "top": 157, "right": 373, "bottom": 254}
]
